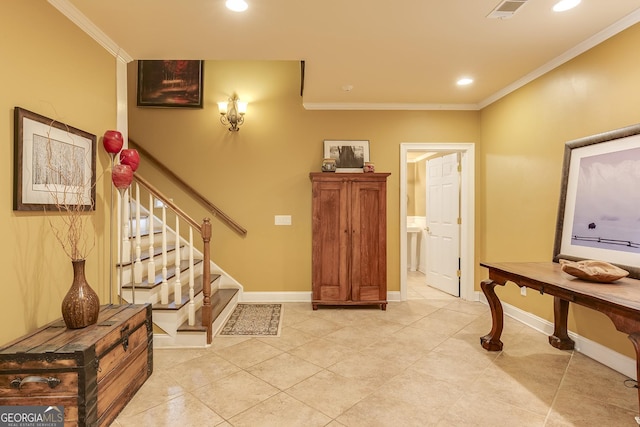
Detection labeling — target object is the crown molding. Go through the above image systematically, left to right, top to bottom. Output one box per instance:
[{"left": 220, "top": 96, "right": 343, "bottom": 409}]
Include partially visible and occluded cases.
[
  {"left": 48, "top": 0, "right": 133, "bottom": 63},
  {"left": 478, "top": 8, "right": 640, "bottom": 109},
  {"left": 303, "top": 102, "right": 480, "bottom": 111}
]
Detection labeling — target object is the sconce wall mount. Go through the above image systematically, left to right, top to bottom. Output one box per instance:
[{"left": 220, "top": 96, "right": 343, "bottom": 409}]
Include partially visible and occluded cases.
[{"left": 218, "top": 95, "right": 247, "bottom": 132}]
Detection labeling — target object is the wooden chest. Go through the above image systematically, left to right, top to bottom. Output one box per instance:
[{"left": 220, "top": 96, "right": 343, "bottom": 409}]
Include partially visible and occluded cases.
[{"left": 0, "top": 304, "right": 153, "bottom": 426}]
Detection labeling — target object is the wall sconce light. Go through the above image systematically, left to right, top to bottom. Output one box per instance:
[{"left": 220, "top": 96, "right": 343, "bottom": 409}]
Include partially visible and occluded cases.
[{"left": 218, "top": 95, "right": 248, "bottom": 132}]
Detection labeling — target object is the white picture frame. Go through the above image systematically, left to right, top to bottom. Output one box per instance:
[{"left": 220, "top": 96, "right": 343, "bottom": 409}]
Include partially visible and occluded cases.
[{"left": 323, "top": 140, "right": 370, "bottom": 173}]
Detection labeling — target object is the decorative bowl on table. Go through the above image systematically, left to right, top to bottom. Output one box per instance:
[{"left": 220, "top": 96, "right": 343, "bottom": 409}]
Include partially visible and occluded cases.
[{"left": 559, "top": 259, "right": 629, "bottom": 283}]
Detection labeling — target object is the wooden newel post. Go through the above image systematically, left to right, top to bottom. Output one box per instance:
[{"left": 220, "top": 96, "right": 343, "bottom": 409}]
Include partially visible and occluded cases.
[{"left": 201, "top": 218, "right": 213, "bottom": 344}]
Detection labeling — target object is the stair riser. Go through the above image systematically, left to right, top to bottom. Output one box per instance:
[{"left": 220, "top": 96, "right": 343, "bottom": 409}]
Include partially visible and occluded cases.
[
  {"left": 127, "top": 232, "right": 177, "bottom": 254},
  {"left": 118, "top": 250, "right": 182, "bottom": 284},
  {"left": 153, "top": 293, "right": 204, "bottom": 337}
]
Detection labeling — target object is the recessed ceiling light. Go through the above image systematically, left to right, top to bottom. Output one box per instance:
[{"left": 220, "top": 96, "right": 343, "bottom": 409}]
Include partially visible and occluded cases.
[
  {"left": 226, "top": 0, "right": 248, "bottom": 12},
  {"left": 553, "top": 0, "right": 581, "bottom": 12},
  {"left": 457, "top": 77, "right": 474, "bottom": 86}
]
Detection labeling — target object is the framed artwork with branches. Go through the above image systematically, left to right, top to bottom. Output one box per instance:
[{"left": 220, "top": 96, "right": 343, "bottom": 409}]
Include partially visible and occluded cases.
[{"left": 13, "top": 107, "right": 96, "bottom": 211}]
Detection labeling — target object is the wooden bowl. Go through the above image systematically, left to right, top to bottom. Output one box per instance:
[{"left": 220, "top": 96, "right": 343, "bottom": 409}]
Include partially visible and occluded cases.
[{"left": 559, "top": 259, "right": 629, "bottom": 283}]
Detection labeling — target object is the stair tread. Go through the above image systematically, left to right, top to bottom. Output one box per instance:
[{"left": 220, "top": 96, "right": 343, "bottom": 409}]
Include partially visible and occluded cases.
[
  {"left": 128, "top": 228, "right": 164, "bottom": 239},
  {"left": 117, "top": 243, "right": 180, "bottom": 267},
  {"left": 122, "top": 259, "right": 204, "bottom": 289},
  {"left": 152, "top": 273, "right": 221, "bottom": 310},
  {"left": 177, "top": 289, "right": 239, "bottom": 332}
]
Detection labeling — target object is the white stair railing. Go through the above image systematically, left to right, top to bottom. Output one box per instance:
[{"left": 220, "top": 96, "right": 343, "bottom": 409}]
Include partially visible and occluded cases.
[{"left": 117, "top": 174, "right": 214, "bottom": 339}]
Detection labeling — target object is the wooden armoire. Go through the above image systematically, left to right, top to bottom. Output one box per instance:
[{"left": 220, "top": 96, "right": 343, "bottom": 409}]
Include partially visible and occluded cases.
[{"left": 310, "top": 172, "right": 390, "bottom": 310}]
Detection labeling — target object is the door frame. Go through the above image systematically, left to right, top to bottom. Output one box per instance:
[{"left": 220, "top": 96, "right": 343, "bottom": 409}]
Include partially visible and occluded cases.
[{"left": 399, "top": 143, "right": 475, "bottom": 301}]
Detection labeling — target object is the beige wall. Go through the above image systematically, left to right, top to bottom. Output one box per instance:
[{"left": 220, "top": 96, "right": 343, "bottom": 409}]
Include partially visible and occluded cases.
[
  {"left": 0, "top": 2, "right": 116, "bottom": 344},
  {"left": 480, "top": 22, "right": 640, "bottom": 358},
  {"left": 127, "top": 61, "right": 481, "bottom": 295},
  {"left": 414, "top": 157, "right": 427, "bottom": 217},
  {"left": 405, "top": 159, "right": 427, "bottom": 217},
  {"left": 407, "top": 162, "right": 416, "bottom": 216}
]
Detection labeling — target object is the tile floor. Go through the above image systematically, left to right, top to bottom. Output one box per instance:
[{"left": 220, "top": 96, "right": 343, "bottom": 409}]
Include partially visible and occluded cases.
[{"left": 112, "top": 272, "right": 639, "bottom": 426}]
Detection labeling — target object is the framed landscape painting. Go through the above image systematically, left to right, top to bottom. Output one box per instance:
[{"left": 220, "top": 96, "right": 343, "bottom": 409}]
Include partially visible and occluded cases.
[
  {"left": 137, "top": 60, "right": 204, "bottom": 108},
  {"left": 553, "top": 123, "right": 640, "bottom": 279}
]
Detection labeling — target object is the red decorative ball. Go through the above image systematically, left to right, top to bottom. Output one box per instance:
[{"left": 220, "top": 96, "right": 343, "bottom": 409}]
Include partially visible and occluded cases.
[
  {"left": 103, "top": 130, "right": 123, "bottom": 154},
  {"left": 120, "top": 149, "right": 140, "bottom": 172},
  {"left": 112, "top": 164, "right": 133, "bottom": 190}
]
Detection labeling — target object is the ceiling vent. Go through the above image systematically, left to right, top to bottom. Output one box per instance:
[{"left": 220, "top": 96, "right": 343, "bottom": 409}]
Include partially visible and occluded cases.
[{"left": 487, "top": 0, "right": 528, "bottom": 19}]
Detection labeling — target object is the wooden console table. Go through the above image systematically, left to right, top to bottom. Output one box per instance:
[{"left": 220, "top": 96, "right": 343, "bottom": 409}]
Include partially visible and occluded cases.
[{"left": 479, "top": 261, "right": 640, "bottom": 417}]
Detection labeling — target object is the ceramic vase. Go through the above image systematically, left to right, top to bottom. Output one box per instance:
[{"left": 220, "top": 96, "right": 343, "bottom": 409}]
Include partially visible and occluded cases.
[{"left": 61, "top": 259, "right": 100, "bottom": 329}]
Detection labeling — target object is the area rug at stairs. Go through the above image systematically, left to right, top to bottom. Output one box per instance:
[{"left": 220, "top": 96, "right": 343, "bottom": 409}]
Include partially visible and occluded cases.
[{"left": 218, "top": 303, "right": 283, "bottom": 337}]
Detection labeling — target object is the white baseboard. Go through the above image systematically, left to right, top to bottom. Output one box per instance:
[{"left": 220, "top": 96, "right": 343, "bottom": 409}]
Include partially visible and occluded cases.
[
  {"left": 476, "top": 291, "right": 637, "bottom": 380},
  {"left": 241, "top": 292, "right": 311, "bottom": 303}
]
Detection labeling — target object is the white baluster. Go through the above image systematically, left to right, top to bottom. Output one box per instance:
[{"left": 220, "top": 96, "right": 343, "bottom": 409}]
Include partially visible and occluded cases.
[
  {"left": 133, "top": 183, "right": 143, "bottom": 286},
  {"left": 116, "top": 188, "right": 123, "bottom": 303},
  {"left": 122, "top": 188, "right": 131, "bottom": 263},
  {"left": 147, "top": 193, "right": 156, "bottom": 286},
  {"left": 160, "top": 204, "right": 168, "bottom": 305},
  {"left": 173, "top": 216, "right": 182, "bottom": 305},
  {"left": 188, "top": 227, "right": 195, "bottom": 326}
]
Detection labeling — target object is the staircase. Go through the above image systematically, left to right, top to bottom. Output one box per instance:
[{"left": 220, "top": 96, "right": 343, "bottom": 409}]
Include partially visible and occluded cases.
[{"left": 114, "top": 177, "right": 242, "bottom": 348}]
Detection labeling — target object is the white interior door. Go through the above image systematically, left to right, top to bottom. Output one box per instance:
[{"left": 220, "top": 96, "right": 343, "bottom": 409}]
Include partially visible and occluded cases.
[{"left": 425, "top": 153, "right": 460, "bottom": 296}]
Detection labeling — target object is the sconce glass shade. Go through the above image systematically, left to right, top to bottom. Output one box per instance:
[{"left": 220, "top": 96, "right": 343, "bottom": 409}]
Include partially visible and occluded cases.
[{"left": 219, "top": 96, "right": 247, "bottom": 131}]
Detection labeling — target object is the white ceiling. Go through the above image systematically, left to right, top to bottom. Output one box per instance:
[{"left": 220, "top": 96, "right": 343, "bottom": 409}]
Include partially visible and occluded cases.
[{"left": 54, "top": 0, "right": 640, "bottom": 110}]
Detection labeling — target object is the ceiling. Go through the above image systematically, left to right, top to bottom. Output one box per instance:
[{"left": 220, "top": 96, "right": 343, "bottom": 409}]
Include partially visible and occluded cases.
[{"left": 55, "top": 0, "right": 640, "bottom": 110}]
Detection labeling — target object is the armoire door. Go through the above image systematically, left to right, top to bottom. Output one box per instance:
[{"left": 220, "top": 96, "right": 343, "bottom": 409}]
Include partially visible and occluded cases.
[
  {"left": 311, "top": 179, "right": 350, "bottom": 302},
  {"left": 350, "top": 179, "right": 387, "bottom": 302}
]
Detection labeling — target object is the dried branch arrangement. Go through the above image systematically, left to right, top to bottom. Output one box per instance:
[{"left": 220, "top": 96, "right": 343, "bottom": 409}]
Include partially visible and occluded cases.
[{"left": 43, "top": 128, "right": 96, "bottom": 261}]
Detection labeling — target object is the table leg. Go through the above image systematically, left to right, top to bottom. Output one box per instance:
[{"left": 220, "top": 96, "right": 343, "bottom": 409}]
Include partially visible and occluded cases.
[
  {"left": 480, "top": 279, "right": 504, "bottom": 351},
  {"left": 549, "top": 296, "right": 575, "bottom": 350},
  {"left": 627, "top": 333, "right": 640, "bottom": 421}
]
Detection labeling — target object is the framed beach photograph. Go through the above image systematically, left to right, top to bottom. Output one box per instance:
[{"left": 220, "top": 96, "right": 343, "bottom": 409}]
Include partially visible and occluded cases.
[
  {"left": 137, "top": 60, "right": 204, "bottom": 108},
  {"left": 13, "top": 107, "right": 96, "bottom": 211},
  {"left": 553, "top": 123, "right": 640, "bottom": 279},
  {"left": 323, "top": 140, "right": 370, "bottom": 172}
]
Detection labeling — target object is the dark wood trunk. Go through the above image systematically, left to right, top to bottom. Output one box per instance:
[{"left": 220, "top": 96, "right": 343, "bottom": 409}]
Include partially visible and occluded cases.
[{"left": 0, "top": 304, "right": 153, "bottom": 426}]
